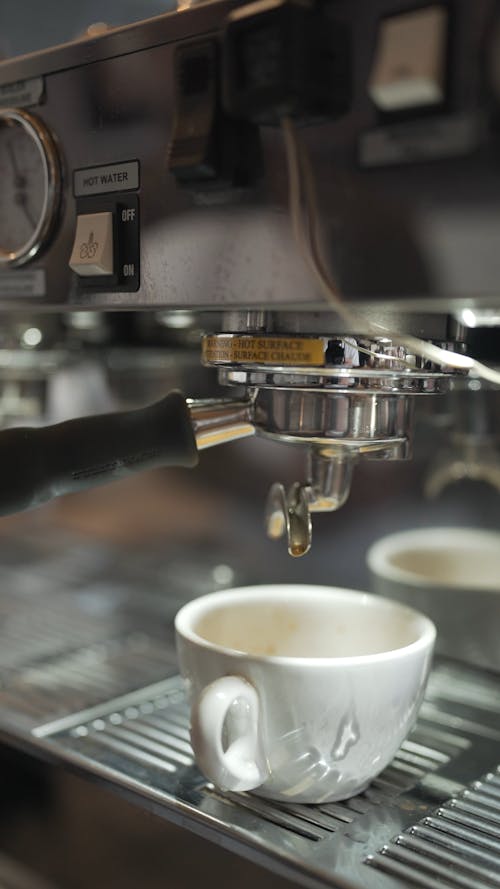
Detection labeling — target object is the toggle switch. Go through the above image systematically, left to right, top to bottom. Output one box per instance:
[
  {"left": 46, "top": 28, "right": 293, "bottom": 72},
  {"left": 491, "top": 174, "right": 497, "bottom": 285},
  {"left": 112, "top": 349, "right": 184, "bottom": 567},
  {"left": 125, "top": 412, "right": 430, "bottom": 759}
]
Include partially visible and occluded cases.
[
  {"left": 368, "top": 5, "right": 448, "bottom": 112},
  {"left": 168, "top": 39, "right": 263, "bottom": 190},
  {"left": 69, "top": 211, "right": 114, "bottom": 277}
]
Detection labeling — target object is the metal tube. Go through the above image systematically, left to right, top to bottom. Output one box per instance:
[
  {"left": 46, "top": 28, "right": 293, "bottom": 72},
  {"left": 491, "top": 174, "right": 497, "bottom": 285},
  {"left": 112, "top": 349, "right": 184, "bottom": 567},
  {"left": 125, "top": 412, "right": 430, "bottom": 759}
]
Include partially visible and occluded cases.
[{"left": 187, "top": 398, "right": 255, "bottom": 449}]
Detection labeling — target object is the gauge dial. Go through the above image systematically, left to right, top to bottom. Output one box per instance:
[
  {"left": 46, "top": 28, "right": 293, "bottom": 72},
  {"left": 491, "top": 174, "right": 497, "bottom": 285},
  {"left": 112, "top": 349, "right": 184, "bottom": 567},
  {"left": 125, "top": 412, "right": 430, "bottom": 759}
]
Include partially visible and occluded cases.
[{"left": 0, "top": 108, "right": 60, "bottom": 267}]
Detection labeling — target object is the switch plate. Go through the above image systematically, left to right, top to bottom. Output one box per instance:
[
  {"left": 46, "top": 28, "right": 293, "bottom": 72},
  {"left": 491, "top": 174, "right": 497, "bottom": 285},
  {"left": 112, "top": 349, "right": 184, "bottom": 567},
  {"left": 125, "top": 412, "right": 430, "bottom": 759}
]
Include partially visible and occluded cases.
[
  {"left": 369, "top": 6, "right": 448, "bottom": 112},
  {"left": 71, "top": 195, "right": 139, "bottom": 293},
  {"left": 69, "top": 211, "right": 114, "bottom": 277}
]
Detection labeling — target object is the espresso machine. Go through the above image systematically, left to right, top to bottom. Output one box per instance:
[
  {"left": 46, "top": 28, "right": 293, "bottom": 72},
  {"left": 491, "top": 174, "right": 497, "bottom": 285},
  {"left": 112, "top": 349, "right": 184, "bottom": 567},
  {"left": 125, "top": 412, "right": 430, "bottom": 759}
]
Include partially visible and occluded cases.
[{"left": 0, "top": 2, "right": 500, "bottom": 887}]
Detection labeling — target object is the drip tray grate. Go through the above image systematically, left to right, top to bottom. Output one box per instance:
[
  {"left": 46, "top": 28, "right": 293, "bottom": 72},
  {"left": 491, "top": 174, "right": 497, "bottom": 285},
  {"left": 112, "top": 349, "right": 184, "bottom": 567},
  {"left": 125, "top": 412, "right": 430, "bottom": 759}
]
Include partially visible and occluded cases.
[
  {"left": 0, "top": 633, "right": 178, "bottom": 727},
  {"left": 17, "top": 660, "right": 499, "bottom": 889},
  {"left": 367, "top": 770, "right": 500, "bottom": 889}
]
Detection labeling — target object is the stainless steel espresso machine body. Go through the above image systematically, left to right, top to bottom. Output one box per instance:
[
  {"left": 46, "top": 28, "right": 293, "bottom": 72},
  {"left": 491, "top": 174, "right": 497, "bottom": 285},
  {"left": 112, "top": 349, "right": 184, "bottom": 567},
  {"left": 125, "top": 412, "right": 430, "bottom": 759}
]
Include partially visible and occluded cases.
[
  {"left": 0, "top": 0, "right": 496, "bottom": 552},
  {"left": 1, "top": 3, "right": 500, "bottom": 889}
]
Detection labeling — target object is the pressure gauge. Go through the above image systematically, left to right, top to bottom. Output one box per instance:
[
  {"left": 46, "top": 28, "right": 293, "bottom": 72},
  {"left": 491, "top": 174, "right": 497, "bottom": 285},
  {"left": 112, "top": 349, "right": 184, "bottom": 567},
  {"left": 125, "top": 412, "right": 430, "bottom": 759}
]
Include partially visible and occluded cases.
[{"left": 0, "top": 108, "right": 61, "bottom": 267}]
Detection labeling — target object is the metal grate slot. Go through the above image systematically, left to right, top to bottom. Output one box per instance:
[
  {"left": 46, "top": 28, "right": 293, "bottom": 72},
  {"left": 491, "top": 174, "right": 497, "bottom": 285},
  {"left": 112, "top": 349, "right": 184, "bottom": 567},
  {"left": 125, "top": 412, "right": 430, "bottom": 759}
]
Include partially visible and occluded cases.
[
  {"left": 428, "top": 666, "right": 500, "bottom": 714},
  {"left": 419, "top": 702, "right": 500, "bottom": 742},
  {"left": 141, "top": 716, "right": 191, "bottom": 740},
  {"left": 121, "top": 720, "right": 193, "bottom": 754},
  {"left": 104, "top": 724, "right": 193, "bottom": 767},
  {"left": 408, "top": 724, "right": 471, "bottom": 756},
  {"left": 84, "top": 730, "right": 179, "bottom": 774},
  {"left": 399, "top": 738, "right": 450, "bottom": 764},
  {"left": 392, "top": 748, "right": 444, "bottom": 770},
  {"left": 367, "top": 768, "right": 500, "bottom": 888},
  {"left": 371, "top": 768, "right": 417, "bottom": 794},
  {"left": 470, "top": 782, "right": 500, "bottom": 802},
  {"left": 466, "top": 786, "right": 500, "bottom": 807},
  {"left": 206, "top": 790, "right": 329, "bottom": 841},
  {"left": 337, "top": 795, "right": 372, "bottom": 815},
  {"left": 448, "top": 797, "right": 500, "bottom": 825},
  {"left": 267, "top": 801, "right": 352, "bottom": 831},
  {"left": 317, "top": 802, "right": 356, "bottom": 823},
  {"left": 436, "top": 806, "right": 500, "bottom": 837},
  {"left": 422, "top": 814, "right": 500, "bottom": 853},
  {"left": 410, "top": 823, "right": 500, "bottom": 868},
  {"left": 401, "top": 831, "right": 500, "bottom": 879},
  {"left": 366, "top": 856, "right": 461, "bottom": 889}
]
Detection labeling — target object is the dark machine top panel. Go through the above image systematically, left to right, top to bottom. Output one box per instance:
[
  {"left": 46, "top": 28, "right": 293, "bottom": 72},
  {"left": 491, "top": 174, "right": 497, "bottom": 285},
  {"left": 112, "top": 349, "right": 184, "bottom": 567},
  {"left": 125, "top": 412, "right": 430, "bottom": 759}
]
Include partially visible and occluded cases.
[{"left": 0, "top": 0, "right": 498, "bottom": 315}]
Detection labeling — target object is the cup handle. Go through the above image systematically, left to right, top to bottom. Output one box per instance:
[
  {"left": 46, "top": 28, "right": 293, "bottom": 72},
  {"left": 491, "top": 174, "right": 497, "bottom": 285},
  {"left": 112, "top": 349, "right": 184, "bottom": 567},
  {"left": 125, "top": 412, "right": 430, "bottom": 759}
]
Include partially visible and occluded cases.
[{"left": 191, "top": 675, "right": 269, "bottom": 792}]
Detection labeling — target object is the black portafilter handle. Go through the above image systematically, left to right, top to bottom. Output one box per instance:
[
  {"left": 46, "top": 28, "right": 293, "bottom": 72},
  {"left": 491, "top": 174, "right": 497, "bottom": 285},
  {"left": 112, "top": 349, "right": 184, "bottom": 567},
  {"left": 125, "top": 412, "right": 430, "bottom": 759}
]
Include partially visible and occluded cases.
[{"left": 0, "top": 390, "right": 199, "bottom": 516}]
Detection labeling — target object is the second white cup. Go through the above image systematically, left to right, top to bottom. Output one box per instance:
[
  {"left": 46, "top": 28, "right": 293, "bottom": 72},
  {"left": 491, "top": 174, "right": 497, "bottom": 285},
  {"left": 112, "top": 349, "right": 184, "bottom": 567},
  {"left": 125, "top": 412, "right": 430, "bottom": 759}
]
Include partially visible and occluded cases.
[{"left": 367, "top": 526, "right": 500, "bottom": 672}]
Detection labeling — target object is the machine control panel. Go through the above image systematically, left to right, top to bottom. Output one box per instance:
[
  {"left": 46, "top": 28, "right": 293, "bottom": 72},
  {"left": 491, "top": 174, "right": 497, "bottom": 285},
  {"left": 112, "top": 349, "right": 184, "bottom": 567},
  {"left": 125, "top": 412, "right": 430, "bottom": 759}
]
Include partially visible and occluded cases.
[{"left": 0, "top": 0, "right": 496, "bottom": 312}]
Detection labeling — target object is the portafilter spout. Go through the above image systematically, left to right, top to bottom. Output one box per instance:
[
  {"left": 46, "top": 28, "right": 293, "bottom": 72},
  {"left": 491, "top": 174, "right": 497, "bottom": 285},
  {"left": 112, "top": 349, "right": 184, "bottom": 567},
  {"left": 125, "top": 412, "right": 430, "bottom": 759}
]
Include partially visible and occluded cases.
[{"left": 265, "top": 447, "right": 356, "bottom": 557}]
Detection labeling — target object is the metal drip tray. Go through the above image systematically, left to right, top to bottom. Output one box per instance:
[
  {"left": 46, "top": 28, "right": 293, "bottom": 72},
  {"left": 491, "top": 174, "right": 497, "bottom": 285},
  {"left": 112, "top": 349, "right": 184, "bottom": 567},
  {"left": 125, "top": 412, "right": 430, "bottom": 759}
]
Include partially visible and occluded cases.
[
  {"left": 0, "top": 534, "right": 499, "bottom": 889},
  {"left": 0, "top": 661, "right": 492, "bottom": 889}
]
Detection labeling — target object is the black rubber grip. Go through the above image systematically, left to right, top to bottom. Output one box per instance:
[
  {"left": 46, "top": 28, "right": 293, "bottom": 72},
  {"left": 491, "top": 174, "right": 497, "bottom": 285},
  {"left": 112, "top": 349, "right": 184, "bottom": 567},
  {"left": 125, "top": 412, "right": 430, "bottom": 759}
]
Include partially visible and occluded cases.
[{"left": 0, "top": 390, "right": 198, "bottom": 516}]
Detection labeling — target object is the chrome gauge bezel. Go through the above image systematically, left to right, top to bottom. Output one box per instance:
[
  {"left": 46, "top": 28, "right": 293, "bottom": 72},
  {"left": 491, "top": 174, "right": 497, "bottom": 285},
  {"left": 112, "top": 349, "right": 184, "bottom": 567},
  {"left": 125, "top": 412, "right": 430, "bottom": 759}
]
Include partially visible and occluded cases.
[{"left": 0, "top": 107, "right": 61, "bottom": 267}]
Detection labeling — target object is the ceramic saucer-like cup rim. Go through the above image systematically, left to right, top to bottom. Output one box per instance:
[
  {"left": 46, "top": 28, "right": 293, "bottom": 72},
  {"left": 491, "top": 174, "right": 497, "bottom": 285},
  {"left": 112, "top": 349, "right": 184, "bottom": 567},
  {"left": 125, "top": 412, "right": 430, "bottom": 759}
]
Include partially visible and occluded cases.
[{"left": 367, "top": 527, "right": 500, "bottom": 593}]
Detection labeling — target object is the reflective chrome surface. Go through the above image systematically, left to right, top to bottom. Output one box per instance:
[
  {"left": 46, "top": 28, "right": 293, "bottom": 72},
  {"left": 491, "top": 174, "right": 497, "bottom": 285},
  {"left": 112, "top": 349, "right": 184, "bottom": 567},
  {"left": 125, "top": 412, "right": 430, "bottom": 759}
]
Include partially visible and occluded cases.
[
  {"left": 0, "top": 1, "right": 497, "bottom": 312},
  {"left": 0, "top": 109, "right": 61, "bottom": 267},
  {"left": 203, "top": 328, "right": 456, "bottom": 552},
  {"left": 191, "top": 384, "right": 420, "bottom": 557},
  {"left": 257, "top": 388, "right": 414, "bottom": 553},
  {"left": 254, "top": 390, "right": 414, "bottom": 448},
  {"left": 188, "top": 397, "right": 255, "bottom": 449},
  {"left": 307, "top": 448, "right": 356, "bottom": 511},
  {"left": 18, "top": 664, "right": 500, "bottom": 889},
  {"left": 367, "top": 766, "right": 500, "bottom": 886}
]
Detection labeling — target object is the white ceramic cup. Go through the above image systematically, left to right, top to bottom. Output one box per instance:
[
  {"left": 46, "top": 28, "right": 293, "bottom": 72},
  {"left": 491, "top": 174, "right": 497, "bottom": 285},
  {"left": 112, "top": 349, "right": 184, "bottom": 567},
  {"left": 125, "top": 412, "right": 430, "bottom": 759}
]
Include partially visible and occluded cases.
[
  {"left": 367, "top": 527, "right": 500, "bottom": 672},
  {"left": 175, "top": 584, "right": 436, "bottom": 804}
]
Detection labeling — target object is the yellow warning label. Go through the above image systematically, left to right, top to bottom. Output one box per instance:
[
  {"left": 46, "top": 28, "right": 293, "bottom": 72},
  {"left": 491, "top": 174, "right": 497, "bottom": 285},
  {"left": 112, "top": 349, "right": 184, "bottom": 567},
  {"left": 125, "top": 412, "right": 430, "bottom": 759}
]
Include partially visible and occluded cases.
[{"left": 202, "top": 336, "right": 325, "bottom": 367}]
